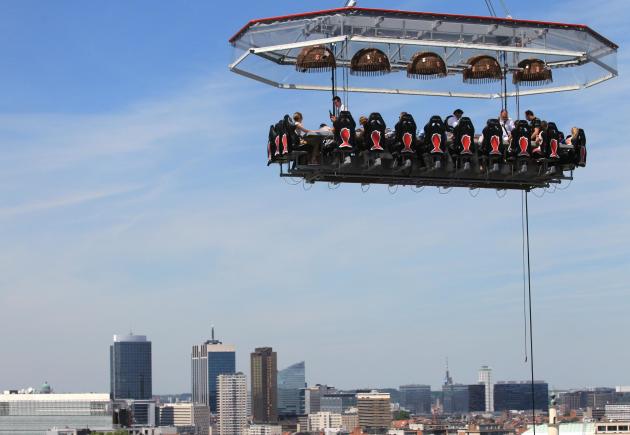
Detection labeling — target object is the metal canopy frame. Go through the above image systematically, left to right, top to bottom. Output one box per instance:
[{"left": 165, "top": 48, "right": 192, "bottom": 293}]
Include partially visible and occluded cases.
[{"left": 229, "top": 8, "right": 618, "bottom": 99}]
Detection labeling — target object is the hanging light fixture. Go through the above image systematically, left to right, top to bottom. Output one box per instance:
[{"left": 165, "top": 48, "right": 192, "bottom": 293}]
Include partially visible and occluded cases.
[
  {"left": 295, "top": 46, "right": 336, "bottom": 73},
  {"left": 350, "top": 48, "right": 391, "bottom": 76},
  {"left": 407, "top": 51, "right": 447, "bottom": 79},
  {"left": 463, "top": 55, "right": 503, "bottom": 84},
  {"left": 513, "top": 58, "right": 552, "bottom": 86}
]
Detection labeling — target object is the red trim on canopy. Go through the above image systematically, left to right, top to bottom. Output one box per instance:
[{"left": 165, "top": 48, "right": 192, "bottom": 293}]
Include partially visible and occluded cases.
[{"left": 228, "top": 6, "right": 617, "bottom": 50}]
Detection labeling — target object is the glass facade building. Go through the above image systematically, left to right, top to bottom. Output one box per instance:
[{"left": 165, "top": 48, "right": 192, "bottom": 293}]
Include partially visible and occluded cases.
[
  {"left": 110, "top": 334, "right": 152, "bottom": 400},
  {"left": 191, "top": 335, "right": 236, "bottom": 412},
  {"left": 278, "top": 361, "right": 306, "bottom": 417},
  {"left": 494, "top": 381, "right": 549, "bottom": 411},
  {"left": 442, "top": 384, "right": 469, "bottom": 414},
  {"left": 468, "top": 384, "right": 486, "bottom": 412},
  {"left": 399, "top": 385, "right": 431, "bottom": 415},
  {"left": 0, "top": 393, "right": 112, "bottom": 435}
]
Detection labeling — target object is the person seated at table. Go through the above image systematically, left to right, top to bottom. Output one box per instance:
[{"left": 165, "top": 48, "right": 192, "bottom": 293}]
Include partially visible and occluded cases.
[
  {"left": 293, "top": 112, "right": 312, "bottom": 137},
  {"left": 355, "top": 115, "right": 369, "bottom": 140},
  {"left": 317, "top": 123, "right": 334, "bottom": 134}
]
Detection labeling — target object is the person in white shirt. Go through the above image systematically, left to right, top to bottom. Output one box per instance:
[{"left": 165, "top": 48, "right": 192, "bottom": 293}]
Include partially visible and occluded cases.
[
  {"left": 329, "top": 95, "right": 347, "bottom": 122},
  {"left": 445, "top": 109, "right": 463, "bottom": 132},
  {"left": 499, "top": 109, "right": 515, "bottom": 143}
]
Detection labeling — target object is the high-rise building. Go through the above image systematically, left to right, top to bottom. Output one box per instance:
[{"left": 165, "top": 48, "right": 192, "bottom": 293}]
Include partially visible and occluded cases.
[
  {"left": 191, "top": 328, "right": 236, "bottom": 412},
  {"left": 110, "top": 334, "right": 152, "bottom": 400},
  {"left": 251, "top": 347, "right": 278, "bottom": 423},
  {"left": 278, "top": 361, "right": 306, "bottom": 417},
  {"left": 478, "top": 366, "right": 494, "bottom": 413},
  {"left": 217, "top": 373, "right": 248, "bottom": 435},
  {"left": 494, "top": 381, "right": 549, "bottom": 411},
  {"left": 442, "top": 384, "right": 469, "bottom": 414},
  {"left": 468, "top": 384, "right": 486, "bottom": 412},
  {"left": 302, "top": 385, "right": 336, "bottom": 415},
  {"left": 399, "top": 385, "right": 431, "bottom": 415},
  {"left": 321, "top": 392, "right": 356, "bottom": 414},
  {"left": 357, "top": 392, "right": 392, "bottom": 432}
]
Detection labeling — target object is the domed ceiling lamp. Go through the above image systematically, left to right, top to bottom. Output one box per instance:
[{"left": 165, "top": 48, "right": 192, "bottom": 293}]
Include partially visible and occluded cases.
[
  {"left": 295, "top": 46, "right": 336, "bottom": 73},
  {"left": 350, "top": 48, "right": 391, "bottom": 76},
  {"left": 407, "top": 51, "right": 447, "bottom": 79},
  {"left": 463, "top": 55, "right": 503, "bottom": 84},
  {"left": 513, "top": 58, "right": 553, "bottom": 86}
]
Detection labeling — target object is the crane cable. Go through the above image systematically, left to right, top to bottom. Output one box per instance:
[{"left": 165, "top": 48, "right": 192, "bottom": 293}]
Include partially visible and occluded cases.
[{"left": 523, "top": 191, "right": 537, "bottom": 435}]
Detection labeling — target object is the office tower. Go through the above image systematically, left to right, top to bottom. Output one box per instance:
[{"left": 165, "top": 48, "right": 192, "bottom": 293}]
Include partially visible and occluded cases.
[
  {"left": 191, "top": 328, "right": 236, "bottom": 412},
  {"left": 110, "top": 334, "right": 152, "bottom": 400},
  {"left": 251, "top": 347, "right": 278, "bottom": 423},
  {"left": 278, "top": 361, "right": 306, "bottom": 417},
  {"left": 478, "top": 366, "right": 494, "bottom": 413},
  {"left": 217, "top": 373, "right": 248, "bottom": 435},
  {"left": 494, "top": 381, "right": 549, "bottom": 411},
  {"left": 442, "top": 384, "right": 469, "bottom": 414},
  {"left": 468, "top": 384, "right": 486, "bottom": 412},
  {"left": 302, "top": 385, "right": 335, "bottom": 415},
  {"left": 399, "top": 385, "right": 431, "bottom": 415},
  {"left": 321, "top": 392, "right": 356, "bottom": 414},
  {"left": 357, "top": 392, "right": 392, "bottom": 432},
  {"left": 307, "top": 412, "right": 343, "bottom": 431}
]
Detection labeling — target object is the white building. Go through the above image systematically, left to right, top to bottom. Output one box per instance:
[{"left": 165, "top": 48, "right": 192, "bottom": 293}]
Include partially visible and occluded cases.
[
  {"left": 478, "top": 366, "right": 494, "bottom": 413},
  {"left": 218, "top": 373, "right": 248, "bottom": 435},
  {"left": 0, "top": 393, "right": 112, "bottom": 433},
  {"left": 159, "top": 402, "right": 210, "bottom": 435},
  {"left": 606, "top": 405, "right": 630, "bottom": 421},
  {"left": 308, "top": 411, "right": 343, "bottom": 431},
  {"left": 522, "top": 422, "right": 630, "bottom": 435},
  {"left": 247, "top": 424, "right": 282, "bottom": 435}
]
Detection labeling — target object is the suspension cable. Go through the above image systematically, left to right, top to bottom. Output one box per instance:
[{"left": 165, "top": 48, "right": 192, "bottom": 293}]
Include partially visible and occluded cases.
[
  {"left": 483, "top": 0, "right": 498, "bottom": 17},
  {"left": 497, "top": 0, "right": 512, "bottom": 17},
  {"left": 524, "top": 191, "right": 537, "bottom": 435},
  {"left": 521, "top": 192, "right": 528, "bottom": 361}
]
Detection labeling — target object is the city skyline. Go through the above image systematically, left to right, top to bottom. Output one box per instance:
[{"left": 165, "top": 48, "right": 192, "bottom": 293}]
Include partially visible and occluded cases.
[{"left": 0, "top": 0, "right": 629, "bottom": 396}]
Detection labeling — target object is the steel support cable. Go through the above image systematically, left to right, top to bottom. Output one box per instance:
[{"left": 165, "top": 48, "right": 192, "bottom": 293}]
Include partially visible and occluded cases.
[
  {"left": 498, "top": 0, "right": 511, "bottom": 17},
  {"left": 521, "top": 191, "right": 529, "bottom": 363},
  {"left": 524, "top": 191, "right": 537, "bottom": 435}
]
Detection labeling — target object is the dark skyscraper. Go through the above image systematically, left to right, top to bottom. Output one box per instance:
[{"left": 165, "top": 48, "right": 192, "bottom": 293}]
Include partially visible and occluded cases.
[
  {"left": 110, "top": 334, "right": 152, "bottom": 400},
  {"left": 250, "top": 347, "right": 278, "bottom": 423},
  {"left": 494, "top": 381, "right": 549, "bottom": 411},
  {"left": 468, "top": 384, "right": 486, "bottom": 412},
  {"left": 399, "top": 385, "right": 432, "bottom": 415}
]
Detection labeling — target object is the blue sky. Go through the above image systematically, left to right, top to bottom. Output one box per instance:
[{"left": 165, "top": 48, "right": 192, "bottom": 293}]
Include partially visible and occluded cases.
[{"left": 0, "top": 0, "right": 628, "bottom": 395}]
